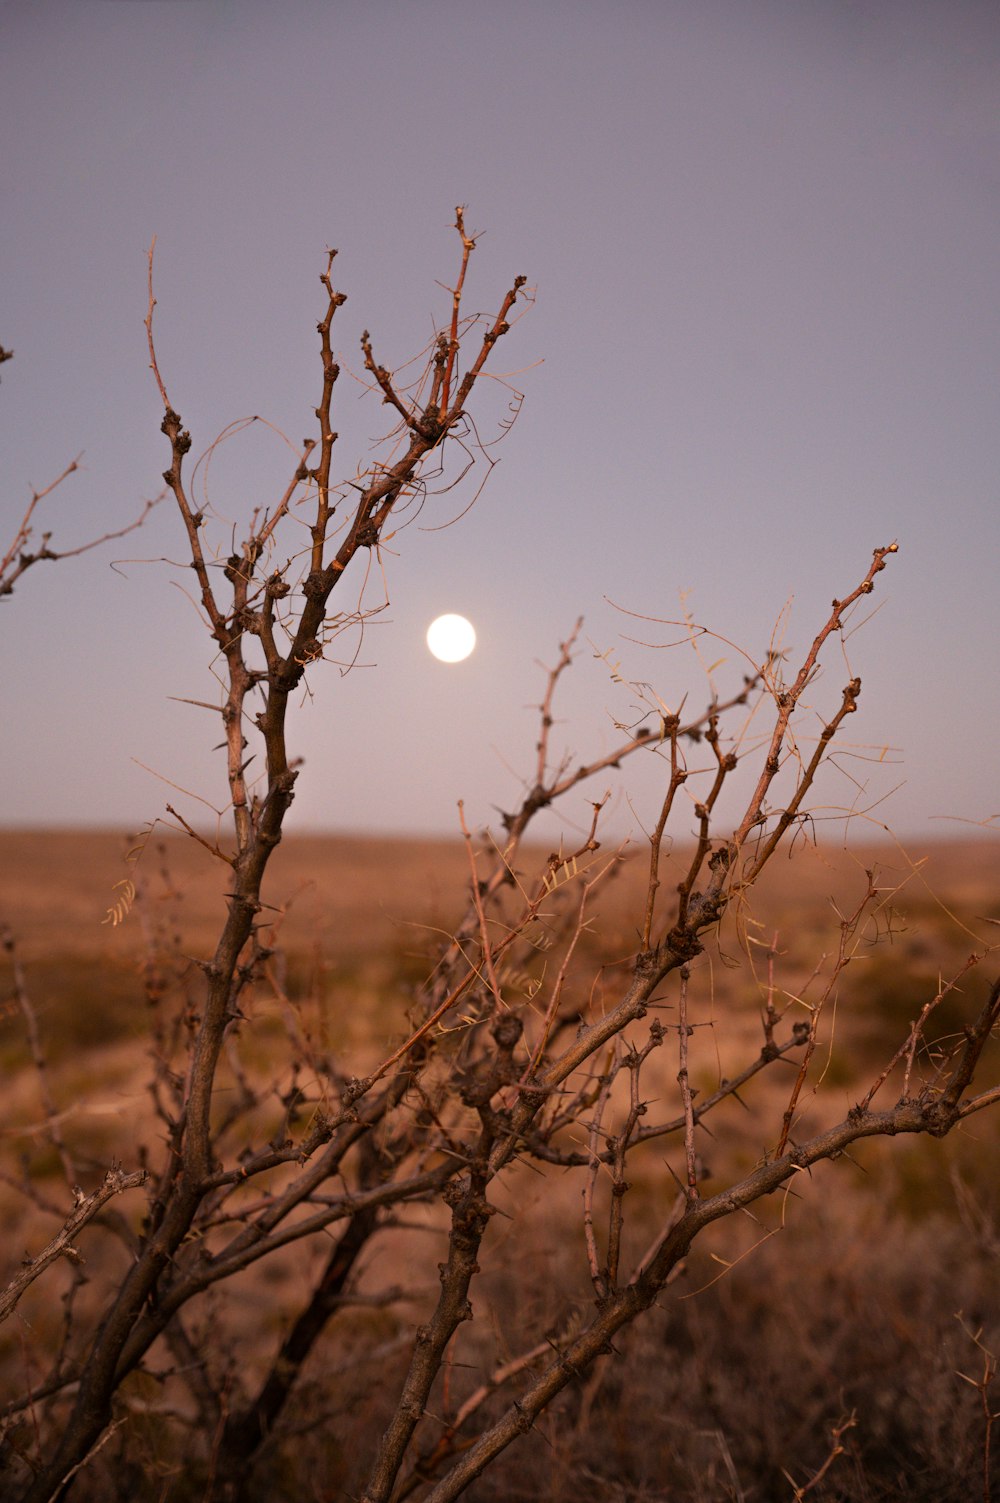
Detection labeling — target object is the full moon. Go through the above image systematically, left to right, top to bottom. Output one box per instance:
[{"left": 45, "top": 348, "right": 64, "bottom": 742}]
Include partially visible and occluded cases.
[{"left": 426, "top": 613, "right": 476, "bottom": 663}]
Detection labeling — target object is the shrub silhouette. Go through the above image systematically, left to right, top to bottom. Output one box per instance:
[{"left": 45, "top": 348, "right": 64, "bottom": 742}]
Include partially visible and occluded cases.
[{"left": 2, "top": 215, "right": 998, "bottom": 1502}]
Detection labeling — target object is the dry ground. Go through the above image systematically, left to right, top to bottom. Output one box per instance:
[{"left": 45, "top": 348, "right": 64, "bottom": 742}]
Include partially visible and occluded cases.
[
  {"left": 3, "top": 826, "right": 998, "bottom": 960},
  {"left": 1, "top": 829, "right": 998, "bottom": 1501}
]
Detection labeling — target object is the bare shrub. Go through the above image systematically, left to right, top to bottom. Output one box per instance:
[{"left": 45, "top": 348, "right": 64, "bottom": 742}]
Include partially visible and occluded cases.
[{"left": 1, "top": 213, "right": 998, "bottom": 1503}]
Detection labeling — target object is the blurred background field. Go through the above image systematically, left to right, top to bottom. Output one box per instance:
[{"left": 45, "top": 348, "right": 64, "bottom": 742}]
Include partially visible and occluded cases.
[
  {"left": 2, "top": 825, "right": 996, "bottom": 1061},
  {"left": 4, "top": 825, "right": 998, "bottom": 983},
  {"left": 3, "top": 827, "right": 998, "bottom": 1222},
  {"left": 2, "top": 828, "right": 998, "bottom": 1500}
]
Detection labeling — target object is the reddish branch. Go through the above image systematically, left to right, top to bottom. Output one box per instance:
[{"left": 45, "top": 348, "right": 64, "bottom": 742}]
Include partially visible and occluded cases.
[
  {"left": 16, "top": 214, "right": 528, "bottom": 1503},
  {"left": 7, "top": 219, "right": 998, "bottom": 1503},
  {"left": 1, "top": 459, "right": 160, "bottom": 600},
  {"left": 413, "top": 994, "right": 1000, "bottom": 1503},
  {"left": 0, "top": 1167, "right": 147, "bottom": 1326}
]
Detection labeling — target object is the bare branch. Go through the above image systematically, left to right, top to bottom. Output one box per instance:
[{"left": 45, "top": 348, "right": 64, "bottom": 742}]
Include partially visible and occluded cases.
[{"left": 0, "top": 1168, "right": 146, "bottom": 1325}]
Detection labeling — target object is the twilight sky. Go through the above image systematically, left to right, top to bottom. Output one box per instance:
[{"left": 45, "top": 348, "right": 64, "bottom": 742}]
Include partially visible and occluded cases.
[{"left": 3, "top": 0, "right": 998, "bottom": 848}]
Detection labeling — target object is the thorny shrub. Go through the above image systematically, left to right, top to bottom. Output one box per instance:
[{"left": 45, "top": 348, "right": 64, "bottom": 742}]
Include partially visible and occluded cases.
[{"left": 1, "top": 213, "right": 998, "bottom": 1503}]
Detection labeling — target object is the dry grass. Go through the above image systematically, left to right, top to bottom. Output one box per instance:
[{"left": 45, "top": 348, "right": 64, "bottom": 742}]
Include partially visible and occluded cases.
[{"left": 1, "top": 829, "right": 998, "bottom": 1500}]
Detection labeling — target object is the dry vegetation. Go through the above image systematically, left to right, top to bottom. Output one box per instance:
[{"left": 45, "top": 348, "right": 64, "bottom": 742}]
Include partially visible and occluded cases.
[
  {"left": 3, "top": 215, "right": 999, "bottom": 1502},
  {"left": 2, "top": 830, "right": 998, "bottom": 1501}
]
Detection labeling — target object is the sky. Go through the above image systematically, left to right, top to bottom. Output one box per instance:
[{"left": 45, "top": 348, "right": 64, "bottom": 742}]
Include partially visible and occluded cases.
[{"left": 2, "top": 0, "right": 998, "bottom": 852}]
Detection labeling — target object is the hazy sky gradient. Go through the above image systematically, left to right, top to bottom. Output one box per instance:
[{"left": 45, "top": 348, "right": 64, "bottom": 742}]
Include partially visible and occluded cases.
[{"left": 3, "top": 0, "right": 998, "bottom": 847}]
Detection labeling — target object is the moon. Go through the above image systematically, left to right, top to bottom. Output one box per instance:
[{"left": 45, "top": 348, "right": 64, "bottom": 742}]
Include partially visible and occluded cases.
[{"left": 427, "top": 613, "right": 476, "bottom": 663}]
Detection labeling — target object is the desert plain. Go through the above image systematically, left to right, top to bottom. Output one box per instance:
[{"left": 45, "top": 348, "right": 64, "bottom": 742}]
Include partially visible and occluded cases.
[{"left": 1, "top": 826, "right": 998, "bottom": 1500}]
